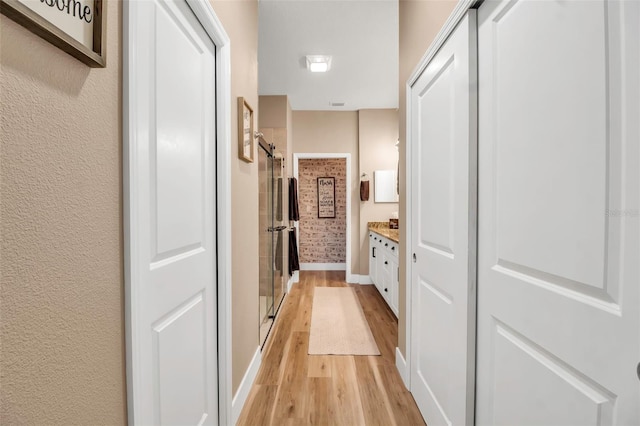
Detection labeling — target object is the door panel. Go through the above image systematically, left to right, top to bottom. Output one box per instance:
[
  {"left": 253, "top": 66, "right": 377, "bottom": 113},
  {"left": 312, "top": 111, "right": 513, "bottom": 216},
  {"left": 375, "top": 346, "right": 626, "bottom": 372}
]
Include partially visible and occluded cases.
[
  {"left": 128, "top": 0, "right": 218, "bottom": 424},
  {"left": 477, "top": 0, "right": 639, "bottom": 424},
  {"left": 154, "top": 2, "right": 206, "bottom": 258},
  {"left": 410, "top": 11, "right": 477, "bottom": 426},
  {"left": 418, "top": 57, "right": 455, "bottom": 257},
  {"left": 154, "top": 293, "right": 207, "bottom": 425},
  {"left": 490, "top": 320, "right": 615, "bottom": 426}
]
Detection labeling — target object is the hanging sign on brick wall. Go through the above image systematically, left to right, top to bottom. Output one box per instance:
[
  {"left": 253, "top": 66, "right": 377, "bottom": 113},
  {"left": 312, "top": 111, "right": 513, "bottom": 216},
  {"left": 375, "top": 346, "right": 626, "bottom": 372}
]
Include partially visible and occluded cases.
[{"left": 317, "top": 177, "right": 336, "bottom": 219}]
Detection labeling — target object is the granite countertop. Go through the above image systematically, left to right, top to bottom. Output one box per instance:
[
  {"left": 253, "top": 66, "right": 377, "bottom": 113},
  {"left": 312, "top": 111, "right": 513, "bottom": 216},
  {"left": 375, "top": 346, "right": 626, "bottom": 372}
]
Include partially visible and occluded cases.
[{"left": 368, "top": 221, "right": 399, "bottom": 243}]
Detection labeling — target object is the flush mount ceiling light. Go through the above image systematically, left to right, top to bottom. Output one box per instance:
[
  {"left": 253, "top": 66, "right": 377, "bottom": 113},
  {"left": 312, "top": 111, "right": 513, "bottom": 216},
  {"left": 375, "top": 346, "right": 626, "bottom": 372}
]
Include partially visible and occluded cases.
[{"left": 306, "top": 55, "right": 332, "bottom": 73}]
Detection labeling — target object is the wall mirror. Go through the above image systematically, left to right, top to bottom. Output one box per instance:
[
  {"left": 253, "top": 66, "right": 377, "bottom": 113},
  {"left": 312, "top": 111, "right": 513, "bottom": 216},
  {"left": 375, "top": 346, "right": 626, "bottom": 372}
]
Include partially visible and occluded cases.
[{"left": 374, "top": 170, "right": 398, "bottom": 203}]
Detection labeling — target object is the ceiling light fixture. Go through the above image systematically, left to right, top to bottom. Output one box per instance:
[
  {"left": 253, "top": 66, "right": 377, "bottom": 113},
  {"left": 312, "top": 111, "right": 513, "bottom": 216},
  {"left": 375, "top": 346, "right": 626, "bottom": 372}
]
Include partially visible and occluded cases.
[{"left": 306, "top": 55, "right": 332, "bottom": 73}]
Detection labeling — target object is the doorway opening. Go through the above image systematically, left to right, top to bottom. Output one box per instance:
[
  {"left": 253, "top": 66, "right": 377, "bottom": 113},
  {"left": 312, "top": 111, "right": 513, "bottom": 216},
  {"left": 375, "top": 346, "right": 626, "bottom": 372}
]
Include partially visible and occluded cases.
[{"left": 292, "top": 153, "right": 352, "bottom": 282}]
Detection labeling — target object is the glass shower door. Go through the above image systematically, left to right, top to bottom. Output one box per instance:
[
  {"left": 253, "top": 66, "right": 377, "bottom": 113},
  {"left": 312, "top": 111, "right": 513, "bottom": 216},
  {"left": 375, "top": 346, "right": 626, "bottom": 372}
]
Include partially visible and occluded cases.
[
  {"left": 259, "top": 138, "right": 288, "bottom": 348},
  {"left": 259, "top": 142, "right": 274, "bottom": 346}
]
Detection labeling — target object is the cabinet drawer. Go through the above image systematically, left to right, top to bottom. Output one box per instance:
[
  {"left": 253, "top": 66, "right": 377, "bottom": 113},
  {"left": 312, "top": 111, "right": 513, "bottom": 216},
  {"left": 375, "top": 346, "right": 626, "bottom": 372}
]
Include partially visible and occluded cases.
[
  {"left": 388, "top": 241, "right": 398, "bottom": 258},
  {"left": 380, "top": 252, "right": 392, "bottom": 274}
]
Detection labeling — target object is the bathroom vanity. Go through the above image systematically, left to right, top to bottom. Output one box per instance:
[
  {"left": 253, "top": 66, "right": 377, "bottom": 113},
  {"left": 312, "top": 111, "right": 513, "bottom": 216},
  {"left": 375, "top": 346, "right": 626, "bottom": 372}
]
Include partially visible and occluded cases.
[{"left": 368, "top": 222, "right": 399, "bottom": 316}]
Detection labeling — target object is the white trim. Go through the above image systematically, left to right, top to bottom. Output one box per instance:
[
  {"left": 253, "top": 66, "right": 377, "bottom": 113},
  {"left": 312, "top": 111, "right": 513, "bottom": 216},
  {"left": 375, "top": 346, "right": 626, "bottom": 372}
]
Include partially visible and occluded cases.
[
  {"left": 404, "top": 0, "right": 477, "bottom": 395},
  {"left": 124, "top": 1, "right": 233, "bottom": 424},
  {"left": 404, "top": 78, "right": 413, "bottom": 392},
  {"left": 293, "top": 153, "right": 355, "bottom": 283},
  {"left": 300, "top": 263, "right": 346, "bottom": 271},
  {"left": 292, "top": 270, "right": 300, "bottom": 285},
  {"left": 357, "top": 274, "right": 373, "bottom": 285},
  {"left": 287, "top": 276, "right": 295, "bottom": 292},
  {"left": 396, "top": 346, "right": 410, "bottom": 389},
  {"left": 231, "top": 347, "right": 261, "bottom": 425},
  {"left": 396, "top": 347, "right": 409, "bottom": 389}
]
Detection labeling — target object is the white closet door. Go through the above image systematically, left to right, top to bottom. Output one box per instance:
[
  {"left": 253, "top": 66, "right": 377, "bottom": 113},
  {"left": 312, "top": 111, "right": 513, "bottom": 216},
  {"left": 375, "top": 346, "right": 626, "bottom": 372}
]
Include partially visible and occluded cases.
[
  {"left": 126, "top": 0, "right": 218, "bottom": 424},
  {"left": 476, "top": 0, "right": 639, "bottom": 424},
  {"left": 409, "top": 11, "right": 477, "bottom": 426}
]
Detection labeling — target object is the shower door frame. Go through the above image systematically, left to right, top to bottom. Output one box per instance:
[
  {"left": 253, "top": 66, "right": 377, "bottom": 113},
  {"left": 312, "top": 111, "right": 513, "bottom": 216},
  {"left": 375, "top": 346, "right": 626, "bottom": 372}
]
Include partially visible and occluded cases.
[{"left": 258, "top": 137, "right": 286, "bottom": 348}]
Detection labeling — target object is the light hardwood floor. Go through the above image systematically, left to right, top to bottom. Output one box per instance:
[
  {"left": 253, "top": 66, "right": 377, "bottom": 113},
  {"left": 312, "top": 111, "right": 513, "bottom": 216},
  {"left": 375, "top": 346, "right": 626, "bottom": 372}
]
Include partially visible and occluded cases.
[{"left": 236, "top": 270, "right": 426, "bottom": 426}]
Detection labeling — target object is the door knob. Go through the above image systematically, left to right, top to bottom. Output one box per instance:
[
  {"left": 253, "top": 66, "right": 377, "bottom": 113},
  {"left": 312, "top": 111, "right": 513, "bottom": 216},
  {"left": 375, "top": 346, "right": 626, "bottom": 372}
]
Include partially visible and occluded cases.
[{"left": 413, "top": 253, "right": 417, "bottom": 263}]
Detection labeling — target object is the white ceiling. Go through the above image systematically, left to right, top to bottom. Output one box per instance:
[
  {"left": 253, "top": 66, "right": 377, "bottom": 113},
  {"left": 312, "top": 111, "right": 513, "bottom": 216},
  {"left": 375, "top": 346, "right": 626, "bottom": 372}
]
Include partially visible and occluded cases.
[{"left": 258, "top": 0, "right": 399, "bottom": 111}]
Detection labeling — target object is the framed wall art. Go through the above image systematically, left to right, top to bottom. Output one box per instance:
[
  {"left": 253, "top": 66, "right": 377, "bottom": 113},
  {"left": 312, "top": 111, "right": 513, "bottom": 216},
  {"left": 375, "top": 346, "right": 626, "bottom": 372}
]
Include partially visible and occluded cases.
[
  {"left": 0, "top": 0, "right": 106, "bottom": 67},
  {"left": 238, "top": 97, "right": 254, "bottom": 163},
  {"left": 317, "top": 177, "right": 335, "bottom": 218}
]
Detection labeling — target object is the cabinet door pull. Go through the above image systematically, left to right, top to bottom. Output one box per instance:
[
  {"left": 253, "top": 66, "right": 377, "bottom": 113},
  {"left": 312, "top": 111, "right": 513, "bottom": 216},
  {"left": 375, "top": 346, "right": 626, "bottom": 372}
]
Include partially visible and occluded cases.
[
  {"left": 385, "top": 243, "right": 388, "bottom": 247},
  {"left": 391, "top": 246, "right": 395, "bottom": 251},
  {"left": 372, "top": 247, "right": 376, "bottom": 258},
  {"left": 384, "top": 261, "right": 388, "bottom": 265},
  {"left": 384, "top": 288, "right": 388, "bottom": 292}
]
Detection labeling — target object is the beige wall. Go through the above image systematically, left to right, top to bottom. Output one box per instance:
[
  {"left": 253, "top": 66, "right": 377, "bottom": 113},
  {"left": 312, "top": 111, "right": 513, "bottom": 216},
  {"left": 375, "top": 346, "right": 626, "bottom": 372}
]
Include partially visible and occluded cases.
[
  {"left": 0, "top": 0, "right": 126, "bottom": 423},
  {"left": 210, "top": 0, "right": 260, "bottom": 395},
  {"left": 397, "top": 0, "right": 457, "bottom": 356},
  {"left": 259, "top": 95, "right": 288, "bottom": 129},
  {"left": 258, "top": 97, "right": 292, "bottom": 180},
  {"left": 358, "top": 109, "right": 399, "bottom": 275},
  {"left": 292, "top": 111, "right": 360, "bottom": 276}
]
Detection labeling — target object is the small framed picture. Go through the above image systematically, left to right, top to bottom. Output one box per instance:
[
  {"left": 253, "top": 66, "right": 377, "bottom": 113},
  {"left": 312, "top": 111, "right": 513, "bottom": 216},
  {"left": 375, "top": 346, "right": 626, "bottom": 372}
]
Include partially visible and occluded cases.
[
  {"left": 238, "top": 97, "right": 254, "bottom": 163},
  {"left": 317, "top": 177, "right": 336, "bottom": 218}
]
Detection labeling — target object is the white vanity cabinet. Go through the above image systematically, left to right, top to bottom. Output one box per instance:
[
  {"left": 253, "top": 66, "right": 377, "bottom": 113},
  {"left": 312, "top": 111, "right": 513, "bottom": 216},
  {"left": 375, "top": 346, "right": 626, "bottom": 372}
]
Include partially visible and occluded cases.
[
  {"left": 368, "top": 231, "right": 399, "bottom": 316},
  {"left": 368, "top": 233, "right": 379, "bottom": 285}
]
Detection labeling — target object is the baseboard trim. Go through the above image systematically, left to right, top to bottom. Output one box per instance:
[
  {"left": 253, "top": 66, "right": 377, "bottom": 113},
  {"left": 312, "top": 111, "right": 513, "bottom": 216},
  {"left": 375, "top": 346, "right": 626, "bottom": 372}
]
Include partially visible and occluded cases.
[
  {"left": 300, "top": 262, "right": 346, "bottom": 271},
  {"left": 295, "top": 270, "right": 371, "bottom": 285},
  {"left": 345, "top": 274, "right": 373, "bottom": 285},
  {"left": 358, "top": 274, "right": 373, "bottom": 285},
  {"left": 287, "top": 276, "right": 294, "bottom": 292},
  {"left": 231, "top": 346, "right": 261, "bottom": 424},
  {"left": 396, "top": 347, "right": 409, "bottom": 390}
]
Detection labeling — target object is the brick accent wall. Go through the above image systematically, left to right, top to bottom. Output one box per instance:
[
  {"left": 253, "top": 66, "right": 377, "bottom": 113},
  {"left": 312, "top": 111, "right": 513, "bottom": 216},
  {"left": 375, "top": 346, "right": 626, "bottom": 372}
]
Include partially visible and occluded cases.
[{"left": 298, "top": 158, "right": 346, "bottom": 263}]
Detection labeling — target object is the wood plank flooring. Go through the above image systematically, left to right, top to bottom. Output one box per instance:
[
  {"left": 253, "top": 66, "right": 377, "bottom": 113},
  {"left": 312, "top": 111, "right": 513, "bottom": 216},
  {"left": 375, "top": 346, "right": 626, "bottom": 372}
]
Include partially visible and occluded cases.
[{"left": 237, "top": 271, "right": 426, "bottom": 426}]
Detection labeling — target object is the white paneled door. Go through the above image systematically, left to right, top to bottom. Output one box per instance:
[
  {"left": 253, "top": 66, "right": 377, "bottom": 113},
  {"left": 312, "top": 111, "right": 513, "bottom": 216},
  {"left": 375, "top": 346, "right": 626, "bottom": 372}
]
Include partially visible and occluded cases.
[
  {"left": 126, "top": 0, "right": 218, "bottom": 424},
  {"left": 476, "top": 0, "right": 639, "bottom": 424},
  {"left": 410, "top": 11, "right": 477, "bottom": 426}
]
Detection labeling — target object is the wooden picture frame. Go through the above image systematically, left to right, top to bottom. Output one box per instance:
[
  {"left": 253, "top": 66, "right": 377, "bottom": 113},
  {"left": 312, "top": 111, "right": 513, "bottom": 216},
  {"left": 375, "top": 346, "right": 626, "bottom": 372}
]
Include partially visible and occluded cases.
[
  {"left": 0, "top": 0, "right": 106, "bottom": 68},
  {"left": 238, "top": 97, "right": 254, "bottom": 163},
  {"left": 317, "top": 177, "right": 336, "bottom": 219}
]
